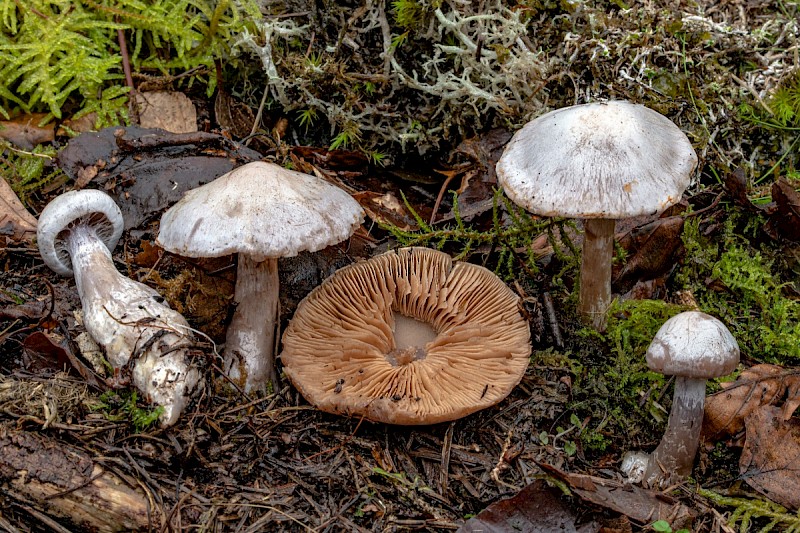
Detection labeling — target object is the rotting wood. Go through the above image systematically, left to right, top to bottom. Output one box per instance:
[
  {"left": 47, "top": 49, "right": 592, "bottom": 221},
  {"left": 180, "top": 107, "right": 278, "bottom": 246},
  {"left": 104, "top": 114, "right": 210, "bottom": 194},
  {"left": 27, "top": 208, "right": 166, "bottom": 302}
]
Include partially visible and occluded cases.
[{"left": 0, "top": 424, "right": 161, "bottom": 532}]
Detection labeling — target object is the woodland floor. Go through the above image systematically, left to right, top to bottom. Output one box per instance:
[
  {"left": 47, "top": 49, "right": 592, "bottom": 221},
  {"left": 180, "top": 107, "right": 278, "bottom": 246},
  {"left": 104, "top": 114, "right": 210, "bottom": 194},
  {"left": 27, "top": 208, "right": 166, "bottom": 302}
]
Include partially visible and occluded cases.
[{"left": 1, "top": 0, "right": 800, "bottom": 531}]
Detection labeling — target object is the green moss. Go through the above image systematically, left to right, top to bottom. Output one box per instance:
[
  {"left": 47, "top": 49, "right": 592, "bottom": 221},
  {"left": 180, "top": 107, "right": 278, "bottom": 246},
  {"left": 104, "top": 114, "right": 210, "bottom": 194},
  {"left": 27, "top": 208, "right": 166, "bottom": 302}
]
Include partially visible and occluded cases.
[
  {"left": 0, "top": 0, "right": 260, "bottom": 123},
  {"left": 0, "top": 142, "right": 61, "bottom": 206},
  {"left": 677, "top": 214, "right": 800, "bottom": 364}
]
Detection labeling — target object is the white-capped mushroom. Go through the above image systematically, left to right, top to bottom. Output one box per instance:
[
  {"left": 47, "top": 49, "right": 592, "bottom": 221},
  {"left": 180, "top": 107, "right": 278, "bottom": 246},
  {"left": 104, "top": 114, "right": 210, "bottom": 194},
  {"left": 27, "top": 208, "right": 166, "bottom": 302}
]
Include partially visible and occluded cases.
[
  {"left": 496, "top": 101, "right": 697, "bottom": 330},
  {"left": 157, "top": 161, "right": 364, "bottom": 394},
  {"left": 37, "top": 189, "right": 202, "bottom": 426},
  {"left": 622, "top": 311, "right": 739, "bottom": 487}
]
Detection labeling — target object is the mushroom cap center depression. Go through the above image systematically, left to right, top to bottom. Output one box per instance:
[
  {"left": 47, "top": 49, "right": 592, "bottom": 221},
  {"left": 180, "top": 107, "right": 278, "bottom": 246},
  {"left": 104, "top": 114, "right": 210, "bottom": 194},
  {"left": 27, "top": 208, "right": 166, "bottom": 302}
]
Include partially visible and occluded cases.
[{"left": 387, "top": 313, "right": 438, "bottom": 366}]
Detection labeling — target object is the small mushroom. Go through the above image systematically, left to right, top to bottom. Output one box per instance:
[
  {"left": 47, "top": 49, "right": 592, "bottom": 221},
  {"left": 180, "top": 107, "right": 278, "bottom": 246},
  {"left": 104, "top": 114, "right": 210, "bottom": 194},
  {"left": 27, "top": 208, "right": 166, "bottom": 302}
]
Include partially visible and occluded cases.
[
  {"left": 496, "top": 101, "right": 697, "bottom": 330},
  {"left": 156, "top": 161, "right": 364, "bottom": 394},
  {"left": 37, "top": 189, "right": 202, "bottom": 426},
  {"left": 280, "top": 247, "right": 532, "bottom": 425},
  {"left": 622, "top": 311, "right": 740, "bottom": 487}
]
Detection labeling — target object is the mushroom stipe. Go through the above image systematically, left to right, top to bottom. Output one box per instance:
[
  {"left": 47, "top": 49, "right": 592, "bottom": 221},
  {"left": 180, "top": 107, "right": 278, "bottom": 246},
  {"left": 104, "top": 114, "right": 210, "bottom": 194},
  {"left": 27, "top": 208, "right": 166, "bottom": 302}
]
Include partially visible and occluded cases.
[{"left": 280, "top": 247, "right": 532, "bottom": 425}]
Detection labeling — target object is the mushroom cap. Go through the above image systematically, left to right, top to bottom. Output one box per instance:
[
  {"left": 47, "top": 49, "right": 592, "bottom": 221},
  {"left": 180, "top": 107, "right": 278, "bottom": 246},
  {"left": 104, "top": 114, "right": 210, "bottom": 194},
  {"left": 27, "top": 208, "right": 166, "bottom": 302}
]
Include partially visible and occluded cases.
[
  {"left": 496, "top": 100, "right": 698, "bottom": 219},
  {"left": 156, "top": 161, "right": 364, "bottom": 260},
  {"left": 37, "top": 189, "right": 124, "bottom": 276},
  {"left": 280, "top": 247, "right": 532, "bottom": 425},
  {"left": 646, "top": 311, "right": 740, "bottom": 378}
]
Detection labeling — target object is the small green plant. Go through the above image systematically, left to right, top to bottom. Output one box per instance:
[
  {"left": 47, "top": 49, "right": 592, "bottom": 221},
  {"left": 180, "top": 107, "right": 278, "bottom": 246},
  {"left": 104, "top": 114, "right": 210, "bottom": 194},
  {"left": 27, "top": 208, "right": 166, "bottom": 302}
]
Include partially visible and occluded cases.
[
  {"left": 0, "top": 141, "right": 61, "bottom": 205},
  {"left": 92, "top": 390, "right": 164, "bottom": 432},
  {"left": 699, "top": 487, "right": 800, "bottom": 533},
  {"left": 651, "top": 519, "right": 690, "bottom": 533}
]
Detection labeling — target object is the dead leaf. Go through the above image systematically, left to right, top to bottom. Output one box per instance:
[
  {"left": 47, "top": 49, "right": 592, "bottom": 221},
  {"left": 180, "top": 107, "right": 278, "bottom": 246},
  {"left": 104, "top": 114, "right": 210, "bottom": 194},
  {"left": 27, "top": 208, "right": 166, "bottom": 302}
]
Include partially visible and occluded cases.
[
  {"left": 135, "top": 91, "right": 198, "bottom": 134},
  {"left": 0, "top": 113, "right": 95, "bottom": 150},
  {"left": 723, "top": 167, "right": 757, "bottom": 209},
  {"left": 0, "top": 177, "right": 37, "bottom": 244},
  {"left": 765, "top": 178, "right": 800, "bottom": 241},
  {"left": 612, "top": 216, "right": 685, "bottom": 294},
  {"left": 702, "top": 364, "right": 800, "bottom": 444},
  {"left": 740, "top": 405, "right": 800, "bottom": 509},
  {"left": 538, "top": 463, "right": 696, "bottom": 528},
  {"left": 458, "top": 479, "right": 602, "bottom": 533}
]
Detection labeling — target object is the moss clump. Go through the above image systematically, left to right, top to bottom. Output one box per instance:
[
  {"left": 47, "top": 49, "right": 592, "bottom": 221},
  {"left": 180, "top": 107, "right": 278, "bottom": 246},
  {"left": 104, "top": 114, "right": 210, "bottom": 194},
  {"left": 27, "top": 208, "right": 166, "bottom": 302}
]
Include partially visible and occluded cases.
[
  {"left": 0, "top": 0, "right": 260, "bottom": 124},
  {"left": 677, "top": 214, "right": 800, "bottom": 364}
]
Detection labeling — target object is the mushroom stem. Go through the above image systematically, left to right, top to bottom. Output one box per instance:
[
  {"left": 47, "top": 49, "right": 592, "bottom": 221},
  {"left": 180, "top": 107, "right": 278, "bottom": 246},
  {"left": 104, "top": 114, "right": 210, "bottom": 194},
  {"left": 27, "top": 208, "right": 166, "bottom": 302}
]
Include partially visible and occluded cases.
[
  {"left": 578, "top": 218, "right": 615, "bottom": 330},
  {"left": 66, "top": 224, "right": 201, "bottom": 426},
  {"left": 223, "top": 254, "right": 280, "bottom": 393},
  {"left": 642, "top": 376, "right": 706, "bottom": 486}
]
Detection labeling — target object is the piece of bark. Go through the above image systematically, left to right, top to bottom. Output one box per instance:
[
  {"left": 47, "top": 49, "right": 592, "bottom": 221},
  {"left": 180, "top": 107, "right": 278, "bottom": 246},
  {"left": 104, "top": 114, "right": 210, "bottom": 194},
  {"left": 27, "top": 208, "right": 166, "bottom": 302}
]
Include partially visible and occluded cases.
[{"left": 0, "top": 425, "right": 161, "bottom": 532}]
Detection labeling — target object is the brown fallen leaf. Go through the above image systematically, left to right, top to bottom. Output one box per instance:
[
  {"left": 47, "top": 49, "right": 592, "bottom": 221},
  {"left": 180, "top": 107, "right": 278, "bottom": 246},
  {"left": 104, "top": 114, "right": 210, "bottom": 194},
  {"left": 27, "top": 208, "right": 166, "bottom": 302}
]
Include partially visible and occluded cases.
[
  {"left": 134, "top": 91, "right": 198, "bottom": 134},
  {"left": 0, "top": 113, "right": 95, "bottom": 149},
  {"left": 0, "top": 177, "right": 37, "bottom": 244},
  {"left": 765, "top": 178, "right": 800, "bottom": 241},
  {"left": 612, "top": 215, "right": 685, "bottom": 294},
  {"left": 702, "top": 364, "right": 800, "bottom": 445},
  {"left": 740, "top": 405, "right": 800, "bottom": 509},
  {"left": 538, "top": 462, "right": 695, "bottom": 529},
  {"left": 458, "top": 479, "right": 604, "bottom": 533}
]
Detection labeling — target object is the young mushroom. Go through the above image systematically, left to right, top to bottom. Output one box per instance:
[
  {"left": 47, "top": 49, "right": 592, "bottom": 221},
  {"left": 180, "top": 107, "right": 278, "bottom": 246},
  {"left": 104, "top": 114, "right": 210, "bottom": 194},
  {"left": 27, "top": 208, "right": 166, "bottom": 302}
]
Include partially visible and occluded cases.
[
  {"left": 496, "top": 101, "right": 697, "bottom": 330},
  {"left": 157, "top": 161, "right": 364, "bottom": 394},
  {"left": 37, "top": 189, "right": 202, "bottom": 426},
  {"left": 280, "top": 247, "right": 532, "bottom": 424},
  {"left": 622, "top": 311, "right": 740, "bottom": 487}
]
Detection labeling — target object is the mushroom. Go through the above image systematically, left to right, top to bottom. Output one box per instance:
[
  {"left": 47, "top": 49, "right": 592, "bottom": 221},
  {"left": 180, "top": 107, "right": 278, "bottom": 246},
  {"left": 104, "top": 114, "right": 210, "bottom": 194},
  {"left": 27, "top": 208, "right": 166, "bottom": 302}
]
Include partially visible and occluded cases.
[
  {"left": 496, "top": 101, "right": 697, "bottom": 330},
  {"left": 156, "top": 161, "right": 364, "bottom": 394},
  {"left": 37, "top": 189, "right": 202, "bottom": 426},
  {"left": 280, "top": 247, "right": 531, "bottom": 425},
  {"left": 622, "top": 311, "right": 739, "bottom": 487}
]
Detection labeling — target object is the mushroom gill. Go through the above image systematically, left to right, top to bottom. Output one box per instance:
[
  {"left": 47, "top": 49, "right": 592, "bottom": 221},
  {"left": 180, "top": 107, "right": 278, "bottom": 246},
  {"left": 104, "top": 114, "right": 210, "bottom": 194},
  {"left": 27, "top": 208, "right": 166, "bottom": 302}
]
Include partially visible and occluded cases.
[{"left": 280, "top": 247, "right": 531, "bottom": 425}]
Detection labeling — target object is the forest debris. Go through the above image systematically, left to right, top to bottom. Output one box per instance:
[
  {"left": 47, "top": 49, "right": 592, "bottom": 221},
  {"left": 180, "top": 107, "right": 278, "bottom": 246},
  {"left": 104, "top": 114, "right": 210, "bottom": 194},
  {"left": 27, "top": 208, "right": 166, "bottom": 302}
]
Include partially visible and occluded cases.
[
  {"left": 134, "top": 91, "right": 197, "bottom": 134},
  {"left": 0, "top": 113, "right": 95, "bottom": 150},
  {"left": 56, "top": 126, "right": 262, "bottom": 229},
  {"left": 0, "top": 177, "right": 37, "bottom": 244},
  {"left": 765, "top": 178, "right": 800, "bottom": 241},
  {"left": 612, "top": 215, "right": 686, "bottom": 295},
  {"left": 702, "top": 364, "right": 800, "bottom": 444},
  {"left": 740, "top": 405, "right": 800, "bottom": 509},
  {"left": 0, "top": 423, "right": 163, "bottom": 532},
  {"left": 539, "top": 463, "right": 696, "bottom": 528},
  {"left": 458, "top": 479, "right": 603, "bottom": 532}
]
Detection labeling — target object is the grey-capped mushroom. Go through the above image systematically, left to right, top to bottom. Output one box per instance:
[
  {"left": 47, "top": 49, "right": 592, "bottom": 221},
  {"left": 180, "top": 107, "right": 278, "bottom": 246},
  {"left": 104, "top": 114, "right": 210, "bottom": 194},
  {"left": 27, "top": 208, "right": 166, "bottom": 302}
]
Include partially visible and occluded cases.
[
  {"left": 496, "top": 101, "right": 697, "bottom": 330},
  {"left": 157, "top": 161, "right": 364, "bottom": 394},
  {"left": 37, "top": 189, "right": 202, "bottom": 426},
  {"left": 280, "top": 247, "right": 531, "bottom": 424},
  {"left": 622, "top": 311, "right": 739, "bottom": 487}
]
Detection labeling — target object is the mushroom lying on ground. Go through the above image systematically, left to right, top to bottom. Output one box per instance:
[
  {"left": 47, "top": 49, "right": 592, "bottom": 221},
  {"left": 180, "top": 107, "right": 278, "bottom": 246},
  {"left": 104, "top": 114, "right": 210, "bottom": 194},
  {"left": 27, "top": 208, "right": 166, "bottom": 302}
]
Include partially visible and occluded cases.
[
  {"left": 496, "top": 100, "right": 697, "bottom": 330},
  {"left": 157, "top": 161, "right": 364, "bottom": 394},
  {"left": 37, "top": 189, "right": 202, "bottom": 426},
  {"left": 280, "top": 247, "right": 531, "bottom": 425},
  {"left": 622, "top": 311, "right": 740, "bottom": 487}
]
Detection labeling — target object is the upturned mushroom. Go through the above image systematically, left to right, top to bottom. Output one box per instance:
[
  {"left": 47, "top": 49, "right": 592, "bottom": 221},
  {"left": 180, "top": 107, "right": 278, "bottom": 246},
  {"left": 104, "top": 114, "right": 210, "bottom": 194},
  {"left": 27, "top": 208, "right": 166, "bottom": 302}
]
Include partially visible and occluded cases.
[
  {"left": 496, "top": 101, "right": 697, "bottom": 330},
  {"left": 157, "top": 161, "right": 364, "bottom": 394},
  {"left": 37, "top": 189, "right": 202, "bottom": 426},
  {"left": 280, "top": 247, "right": 531, "bottom": 425},
  {"left": 622, "top": 311, "right": 739, "bottom": 487}
]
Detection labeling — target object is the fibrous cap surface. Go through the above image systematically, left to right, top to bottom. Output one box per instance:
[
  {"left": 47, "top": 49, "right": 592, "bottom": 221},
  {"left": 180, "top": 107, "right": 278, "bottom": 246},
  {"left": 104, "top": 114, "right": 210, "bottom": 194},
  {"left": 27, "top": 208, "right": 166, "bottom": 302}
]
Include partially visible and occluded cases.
[
  {"left": 496, "top": 100, "right": 697, "bottom": 218},
  {"left": 157, "top": 161, "right": 364, "bottom": 260},
  {"left": 280, "top": 247, "right": 532, "bottom": 425},
  {"left": 646, "top": 311, "right": 740, "bottom": 378}
]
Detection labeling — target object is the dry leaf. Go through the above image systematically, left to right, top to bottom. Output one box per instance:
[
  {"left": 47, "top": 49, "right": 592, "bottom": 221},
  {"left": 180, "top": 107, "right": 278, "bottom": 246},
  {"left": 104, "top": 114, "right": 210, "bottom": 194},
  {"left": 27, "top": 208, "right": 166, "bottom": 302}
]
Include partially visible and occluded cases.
[
  {"left": 135, "top": 91, "right": 198, "bottom": 134},
  {"left": 0, "top": 113, "right": 95, "bottom": 149},
  {"left": 0, "top": 177, "right": 37, "bottom": 244},
  {"left": 765, "top": 178, "right": 800, "bottom": 241},
  {"left": 612, "top": 215, "right": 685, "bottom": 294},
  {"left": 702, "top": 364, "right": 800, "bottom": 444},
  {"left": 740, "top": 405, "right": 800, "bottom": 509},
  {"left": 459, "top": 479, "right": 603, "bottom": 533}
]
